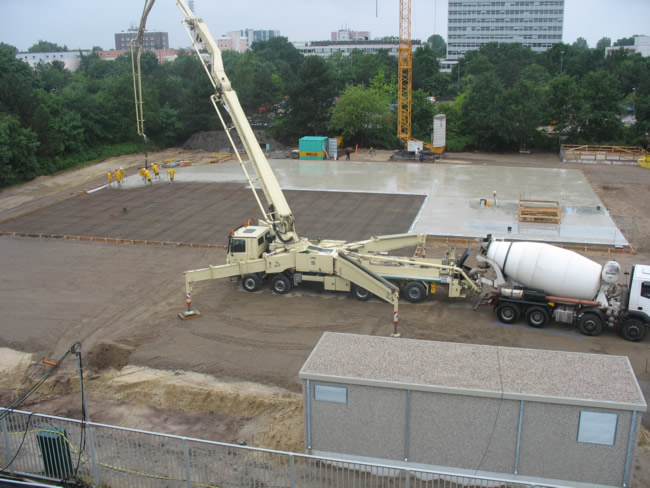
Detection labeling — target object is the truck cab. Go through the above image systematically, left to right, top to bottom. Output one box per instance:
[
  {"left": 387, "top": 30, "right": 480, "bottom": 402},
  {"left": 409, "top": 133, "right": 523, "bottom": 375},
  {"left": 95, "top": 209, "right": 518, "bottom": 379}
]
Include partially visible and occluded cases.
[
  {"left": 227, "top": 225, "right": 272, "bottom": 262},
  {"left": 628, "top": 265, "right": 650, "bottom": 317}
]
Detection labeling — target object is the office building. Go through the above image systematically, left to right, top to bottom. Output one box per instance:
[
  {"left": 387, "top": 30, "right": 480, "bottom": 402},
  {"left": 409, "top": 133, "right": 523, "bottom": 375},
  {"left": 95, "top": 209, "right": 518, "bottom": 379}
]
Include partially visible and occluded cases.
[
  {"left": 447, "top": 0, "right": 564, "bottom": 60},
  {"left": 115, "top": 29, "right": 169, "bottom": 50}
]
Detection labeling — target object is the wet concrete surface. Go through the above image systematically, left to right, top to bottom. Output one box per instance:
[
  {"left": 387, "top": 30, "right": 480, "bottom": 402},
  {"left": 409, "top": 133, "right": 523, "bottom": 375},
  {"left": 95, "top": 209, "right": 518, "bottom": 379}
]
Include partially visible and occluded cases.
[
  {"left": 1, "top": 159, "right": 626, "bottom": 247},
  {"left": 126, "top": 159, "right": 627, "bottom": 247}
]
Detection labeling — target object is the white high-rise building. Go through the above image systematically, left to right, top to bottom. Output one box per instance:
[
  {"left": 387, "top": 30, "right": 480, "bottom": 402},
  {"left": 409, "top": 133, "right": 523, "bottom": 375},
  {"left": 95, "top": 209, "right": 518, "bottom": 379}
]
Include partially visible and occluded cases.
[{"left": 447, "top": 1, "right": 564, "bottom": 60}]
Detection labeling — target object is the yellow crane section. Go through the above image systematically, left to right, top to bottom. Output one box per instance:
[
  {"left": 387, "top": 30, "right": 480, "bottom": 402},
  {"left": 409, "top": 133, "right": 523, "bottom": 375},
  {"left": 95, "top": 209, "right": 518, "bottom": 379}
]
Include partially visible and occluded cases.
[{"left": 397, "top": 0, "right": 412, "bottom": 144}]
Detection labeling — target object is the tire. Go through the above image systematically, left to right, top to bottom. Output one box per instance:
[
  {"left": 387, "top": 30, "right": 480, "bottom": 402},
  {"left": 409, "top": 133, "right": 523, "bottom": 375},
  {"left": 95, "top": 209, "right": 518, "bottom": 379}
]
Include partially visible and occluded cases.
[
  {"left": 241, "top": 273, "right": 261, "bottom": 292},
  {"left": 270, "top": 274, "right": 292, "bottom": 294},
  {"left": 404, "top": 282, "right": 426, "bottom": 303},
  {"left": 352, "top": 284, "right": 371, "bottom": 301},
  {"left": 496, "top": 303, "right": 519, "bottom": 324},
  {"left": 525, "top": 306, "right": 550, "bottom": 328},
  {"left": 578, "top": 312, "right": 603, "bottom": 336},
  {"left": 620, "top": 319, "right": 647, "bottom": 342}
]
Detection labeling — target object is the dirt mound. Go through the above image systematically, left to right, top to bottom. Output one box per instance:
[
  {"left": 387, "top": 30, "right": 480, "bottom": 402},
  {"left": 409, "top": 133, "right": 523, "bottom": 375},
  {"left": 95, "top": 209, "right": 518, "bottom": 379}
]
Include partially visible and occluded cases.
[
  {"left": 183, "top": 130, "right": 289, "bottom": 153},
  {"left": 85, "top": 342, "right": 132, "bottom": 372}
]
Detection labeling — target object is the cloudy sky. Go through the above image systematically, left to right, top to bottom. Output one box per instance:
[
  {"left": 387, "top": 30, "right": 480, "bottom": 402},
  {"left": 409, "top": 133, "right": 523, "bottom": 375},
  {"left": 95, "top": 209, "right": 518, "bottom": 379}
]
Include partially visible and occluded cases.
[{"left": 1, "top": 0, "right": 649, "bottom": 52}]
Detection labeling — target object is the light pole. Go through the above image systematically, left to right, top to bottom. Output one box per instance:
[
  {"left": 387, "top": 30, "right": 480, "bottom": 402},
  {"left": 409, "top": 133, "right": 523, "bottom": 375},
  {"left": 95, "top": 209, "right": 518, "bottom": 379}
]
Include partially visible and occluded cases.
[
  {"left": 560, "top": 50, "right": 565, "bottom": 74},
  {"left": 632, "top": 87, "right": 636, "bottom": 115}
]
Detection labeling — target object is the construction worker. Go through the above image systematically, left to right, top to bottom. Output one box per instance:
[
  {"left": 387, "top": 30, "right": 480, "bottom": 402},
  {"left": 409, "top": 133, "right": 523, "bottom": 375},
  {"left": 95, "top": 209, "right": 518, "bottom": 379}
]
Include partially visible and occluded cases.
[
  {"left": 152, "top": 163, "right": 160, "bottom": 180},
  {"left": 118, "top": 167, "right": 126, "bottom": 181},
  {"left": 139, "top": 167, "right": 146, "bottom": 182},
  {"left": 168, "top": 167, "right": 176, "bottom": 183},
  {"left": 114, "top": 169, "right": 123, "bottom": 186},
  {"left": 144, "top": 169, "right": 152, "bottom": 185},
  {"left": 107, "top": 171, "right": 113, "bottom": 187}
]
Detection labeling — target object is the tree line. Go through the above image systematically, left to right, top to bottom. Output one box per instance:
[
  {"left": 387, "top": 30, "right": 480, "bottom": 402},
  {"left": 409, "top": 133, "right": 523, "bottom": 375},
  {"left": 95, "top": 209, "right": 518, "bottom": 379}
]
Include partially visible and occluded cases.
[{"left": 1, "top": 34, "right": 648, "bottom": 187}]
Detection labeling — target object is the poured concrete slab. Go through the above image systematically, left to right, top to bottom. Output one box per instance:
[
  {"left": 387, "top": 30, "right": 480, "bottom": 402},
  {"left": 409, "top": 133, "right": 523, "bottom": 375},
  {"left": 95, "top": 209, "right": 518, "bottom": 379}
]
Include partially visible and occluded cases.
[{"left": 131, "top": 160, "right": 626, "bottom": 247}]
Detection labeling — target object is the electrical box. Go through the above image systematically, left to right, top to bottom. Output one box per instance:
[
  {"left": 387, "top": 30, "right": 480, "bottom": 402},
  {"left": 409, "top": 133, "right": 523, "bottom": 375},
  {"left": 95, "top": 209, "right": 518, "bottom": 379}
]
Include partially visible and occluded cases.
[{"left": 37, "top": 426, "right": 73, "bottom": 479}]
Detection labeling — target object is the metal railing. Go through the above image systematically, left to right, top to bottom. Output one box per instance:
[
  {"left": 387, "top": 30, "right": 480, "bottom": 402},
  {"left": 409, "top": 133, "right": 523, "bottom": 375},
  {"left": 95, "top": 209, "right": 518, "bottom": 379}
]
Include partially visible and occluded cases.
[{"left": 1, "top": 409, "right": 567, "bottom": 488}]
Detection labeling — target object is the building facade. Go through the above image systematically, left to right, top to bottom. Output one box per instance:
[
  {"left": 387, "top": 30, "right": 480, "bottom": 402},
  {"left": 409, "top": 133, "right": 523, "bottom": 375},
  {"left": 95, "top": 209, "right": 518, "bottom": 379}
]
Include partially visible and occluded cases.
[
  {"left": 447, "top": 0, "right": 564, "bottom": 60},
  {"left": 115, "top": 29, "right": 169, "bottom": 50},
  {"left": 331, "top": 29, "right": 371, "bottom": 42},
  {"left": 605, "top": 35, "right": 650, "bottom": 57},
  {"left": 294, "top": 39, "right": 421, "bottom": 58},
  {"left": 15, "top": 51, "right": 89, "bottom": 71},
  {"left": 300, "top": 332, "right": 647, "bottom": 488}
]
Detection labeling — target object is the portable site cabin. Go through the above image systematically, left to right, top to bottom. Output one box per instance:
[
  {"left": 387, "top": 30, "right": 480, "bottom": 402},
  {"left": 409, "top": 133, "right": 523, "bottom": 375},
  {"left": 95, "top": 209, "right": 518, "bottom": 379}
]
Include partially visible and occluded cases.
[
  {"left": 299, "top": 136, "right": 328, "bottom": 160},
  {"left": 299, "top": 332, "right": 647, "bottom": 488}
]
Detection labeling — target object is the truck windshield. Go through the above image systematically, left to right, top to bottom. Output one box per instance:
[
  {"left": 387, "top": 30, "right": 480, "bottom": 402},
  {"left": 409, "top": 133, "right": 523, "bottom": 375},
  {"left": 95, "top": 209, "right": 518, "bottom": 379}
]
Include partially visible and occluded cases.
[{"left": 230, "top": 239, "right": 246, "bottom": 253}]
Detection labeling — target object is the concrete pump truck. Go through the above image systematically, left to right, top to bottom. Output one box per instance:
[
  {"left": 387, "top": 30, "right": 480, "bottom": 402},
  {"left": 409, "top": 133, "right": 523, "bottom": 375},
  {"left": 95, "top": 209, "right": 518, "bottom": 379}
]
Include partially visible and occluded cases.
[{"left": 130, "top": 0, "right": 482, "bottom": 331}]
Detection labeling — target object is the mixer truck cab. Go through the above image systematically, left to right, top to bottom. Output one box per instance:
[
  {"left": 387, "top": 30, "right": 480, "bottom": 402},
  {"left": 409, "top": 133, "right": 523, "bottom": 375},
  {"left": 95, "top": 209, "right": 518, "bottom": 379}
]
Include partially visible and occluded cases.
[
  {"left": 477, "top": 236, "right": 650, "bottom": 342},
  {"left": 626, "top": 264, "right": 650, "bottom": 321}
]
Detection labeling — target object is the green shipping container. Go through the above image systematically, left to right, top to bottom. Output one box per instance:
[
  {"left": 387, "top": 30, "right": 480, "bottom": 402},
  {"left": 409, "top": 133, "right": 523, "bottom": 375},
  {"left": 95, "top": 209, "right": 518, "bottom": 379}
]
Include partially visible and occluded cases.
[{"left": 299, "top": 136, "right": 328, "bottom": 160}]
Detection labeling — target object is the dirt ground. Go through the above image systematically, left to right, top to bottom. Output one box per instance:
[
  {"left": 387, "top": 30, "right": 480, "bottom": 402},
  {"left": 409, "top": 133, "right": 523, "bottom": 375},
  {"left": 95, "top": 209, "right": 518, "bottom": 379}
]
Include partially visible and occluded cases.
[{"left": 1, "top": 148, "right": 650, "bottom": 485}]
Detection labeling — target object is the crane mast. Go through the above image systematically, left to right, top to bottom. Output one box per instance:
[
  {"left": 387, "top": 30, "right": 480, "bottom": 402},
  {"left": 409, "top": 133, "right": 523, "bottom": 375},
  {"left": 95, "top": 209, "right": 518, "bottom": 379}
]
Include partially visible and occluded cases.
[
  {"left": 131, "top": 0, "right": 298, "bottom": 243},
  {"left": 397, "top": 0, "right": 412, "bottom": 144}
]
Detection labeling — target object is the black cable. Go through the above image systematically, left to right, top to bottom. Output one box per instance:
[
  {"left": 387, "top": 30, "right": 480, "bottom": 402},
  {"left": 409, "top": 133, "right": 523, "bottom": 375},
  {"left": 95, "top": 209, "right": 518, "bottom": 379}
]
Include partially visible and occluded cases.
[
  {"left": 0, "top": 344, "right": 76, "bottom": 421},
  {"left": 474, "top": 347, "right": 504, "bottom": 474},
  {"left": 0, "top": 412, "right": 34, "bottom": 473}
]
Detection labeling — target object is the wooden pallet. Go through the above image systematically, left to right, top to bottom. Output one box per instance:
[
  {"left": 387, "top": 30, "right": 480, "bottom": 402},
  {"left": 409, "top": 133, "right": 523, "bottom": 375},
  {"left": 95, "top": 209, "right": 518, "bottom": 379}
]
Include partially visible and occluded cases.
[{"left": 519, "top": 200, "right": 562, "bottom": 224}]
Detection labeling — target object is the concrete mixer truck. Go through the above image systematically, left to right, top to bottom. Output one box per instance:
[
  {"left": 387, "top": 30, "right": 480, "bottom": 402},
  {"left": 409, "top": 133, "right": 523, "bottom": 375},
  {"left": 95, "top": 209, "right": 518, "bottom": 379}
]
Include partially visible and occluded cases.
[{"left": 477, "top": 236, "right": 650, "bottom": 342}]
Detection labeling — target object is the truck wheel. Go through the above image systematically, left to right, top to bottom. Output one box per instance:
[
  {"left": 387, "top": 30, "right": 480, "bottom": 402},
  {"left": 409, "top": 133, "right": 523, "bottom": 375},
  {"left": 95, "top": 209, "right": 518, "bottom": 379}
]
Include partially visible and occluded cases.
[
  {"left": 241, "top": 274, "right": 261, "bottom": 292},
  {"left": 270, "top": 274, "right": 292, "bottom": 294},
  {"left": 404, "top": 282, "right": 426, "bottom": 303},
  {"left": 352, "top": 285, "right": 371, "bottom": 301},
  {"left": 496, "top": 303, "right": 519, "bottom": 324},
  {"left": 525, "top": 306, "right": 550, "bottom": 328},
  {"left": 578, "top": 312, "right": 603, "bottom": 336},
  {"left": 620, "top": 319, "right": 647, "bottom": 342}
]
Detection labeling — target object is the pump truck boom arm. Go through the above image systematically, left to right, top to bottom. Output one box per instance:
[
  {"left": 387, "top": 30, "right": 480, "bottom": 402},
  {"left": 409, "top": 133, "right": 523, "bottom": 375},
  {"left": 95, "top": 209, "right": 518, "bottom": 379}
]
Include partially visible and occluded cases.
[{"left": 132, "top": 0, "right": 298, "bottom": 243}]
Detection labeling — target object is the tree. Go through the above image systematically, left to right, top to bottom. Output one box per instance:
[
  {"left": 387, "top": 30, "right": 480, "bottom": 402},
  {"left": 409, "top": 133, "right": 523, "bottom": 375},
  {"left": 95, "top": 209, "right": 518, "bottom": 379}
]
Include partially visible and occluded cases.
[
  {"left": 426, "top": 34, "right": 447, "bottom": 58},
  {"left": 614, "top": 36, "right": 636, "bottom": 47},
  {"left": 251, "top": 37, "right": 303, "bottom": 87},
  {"left": 572, "top": 37, "right": 589, "bottom": 50},
  {"left": 596, "top": 37, "right": 611, "bottom": 51},
  {"left": 28, "top": 40, "right": 68, "bottom": 52},
  {"left": 412, "top": 45, "right": 440, "bottom": 94},
  {"left": 272, "top": 56, "right": 337, "bottom": 141},
  {"left": 35, "top": 61, "right": 73, "bottom": 93},
  {"left": 574, "top": 70, "right": 624, "bottom": 143},
  {"left": 460, "top": 71, "right": 506, "bottom": 149},
  {"left": 502, "top": 80, "right": 548, "bottom": 150},
  {"left": 329, "top": 84, "right": 394, "bottom": 147},
  {"left": 0, "top": 113, "right": 39, "bottom": 185}
]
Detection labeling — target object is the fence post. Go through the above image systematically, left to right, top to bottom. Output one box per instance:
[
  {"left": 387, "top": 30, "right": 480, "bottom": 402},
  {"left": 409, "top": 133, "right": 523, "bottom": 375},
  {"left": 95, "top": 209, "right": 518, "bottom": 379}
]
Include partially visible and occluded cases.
[
  {"left": 2, "top": 415, "right": 14, "bottom": 474},
  {"left": 86, "top": 425, "right": 100, "bottom": 485},
  {"left": 183, "top": 439, "right": 192, "bottom": 488},
  {"left": 289, "top": 454, "right": 295, "bottom": 488},
  {"left": 405, "top": 469, "right": 410, "bottom": 488}
]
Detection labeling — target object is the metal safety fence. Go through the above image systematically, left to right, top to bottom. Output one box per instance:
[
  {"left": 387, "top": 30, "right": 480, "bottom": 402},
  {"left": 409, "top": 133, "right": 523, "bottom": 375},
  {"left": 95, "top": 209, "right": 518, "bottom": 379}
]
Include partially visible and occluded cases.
[{"left": 1, "top": 409, "right": 568, "bottom": 488}]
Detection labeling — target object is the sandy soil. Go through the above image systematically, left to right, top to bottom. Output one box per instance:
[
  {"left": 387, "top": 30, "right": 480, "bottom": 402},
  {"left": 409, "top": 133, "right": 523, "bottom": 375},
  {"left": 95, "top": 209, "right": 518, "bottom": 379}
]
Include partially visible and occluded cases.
[{"left": 1, "top": 148, "right": 650, "bottom": 485}]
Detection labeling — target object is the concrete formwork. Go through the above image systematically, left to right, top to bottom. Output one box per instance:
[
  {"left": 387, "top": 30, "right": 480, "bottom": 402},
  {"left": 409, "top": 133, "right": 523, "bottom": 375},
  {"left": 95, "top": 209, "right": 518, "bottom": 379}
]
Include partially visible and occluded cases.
[
  {"left": 1, "top": 159, "right": 627, "bottom": 248},
  {"left": 132, "top": 159, "right": 627, "bottom": 247},
  {"left": 0, "top": 182, "right": 424, "bottom": 245}
]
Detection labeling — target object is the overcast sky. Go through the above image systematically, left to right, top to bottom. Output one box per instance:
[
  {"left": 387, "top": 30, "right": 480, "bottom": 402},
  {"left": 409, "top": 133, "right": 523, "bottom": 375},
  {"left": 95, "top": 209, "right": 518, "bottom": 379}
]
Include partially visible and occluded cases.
[{"left": 1, "top": 0, "right": 649, "bottom": 53}]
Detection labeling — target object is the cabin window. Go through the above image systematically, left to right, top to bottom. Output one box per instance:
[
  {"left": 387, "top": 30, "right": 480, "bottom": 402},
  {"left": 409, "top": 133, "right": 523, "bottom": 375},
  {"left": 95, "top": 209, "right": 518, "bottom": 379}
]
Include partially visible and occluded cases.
[
  {"left": 230, "top": 239, "right": 246, "bottom": 253},
  {"left": 641, "top": 282, "right": 650, "bottom": 299},
  {"left": 314, "top": 384, "right": 347, "bottom": 404},
  {"left": 577, "top": 411, "right": 617, "bottom": 446}
]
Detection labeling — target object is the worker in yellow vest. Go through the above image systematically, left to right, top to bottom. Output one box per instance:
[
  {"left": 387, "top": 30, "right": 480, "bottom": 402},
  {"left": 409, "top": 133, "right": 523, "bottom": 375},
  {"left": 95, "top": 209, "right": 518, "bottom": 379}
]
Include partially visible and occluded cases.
[
  {"left": 152, "top": 163, "right": 160, "bottom": 180},
  {"left": 139, "top": 167, "right": 146, "bottom": 182},
  {"left": 168, "top": 167, "right": 176, "bottom": 183},
  {"left": 144, "top": 169, "right": 152, "bottom": 185},
  {"left": 107, "top": 172, "right": 113, "bottom": 187}
]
